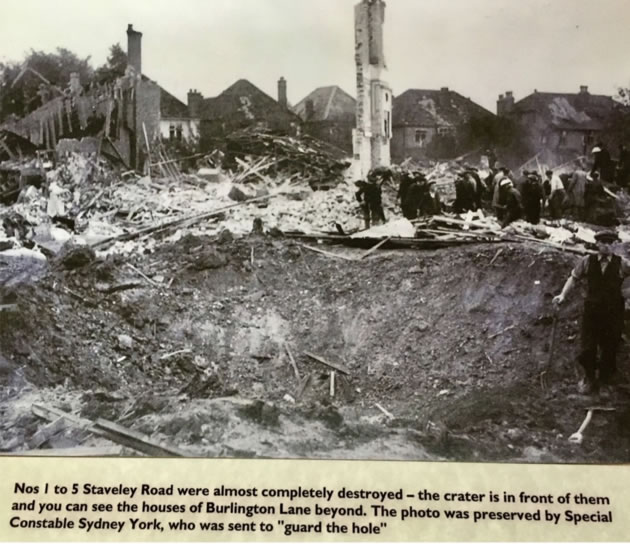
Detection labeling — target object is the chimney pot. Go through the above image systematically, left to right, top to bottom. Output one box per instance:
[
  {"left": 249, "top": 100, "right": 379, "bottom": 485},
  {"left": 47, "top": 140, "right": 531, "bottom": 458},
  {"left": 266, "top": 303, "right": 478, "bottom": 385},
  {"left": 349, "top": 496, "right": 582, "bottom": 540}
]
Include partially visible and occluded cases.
[
  {"left": 127, "top": 24, "right": 143, "bottom": 76},
  {"left": 580, "top": 85, "right": 589, "bottom": 93},
  {"left": 440, "top": 87, "right": 449, "bottom": 93},
  {"left": 506, "top": 91, "right": 513, "bottom": 98}
]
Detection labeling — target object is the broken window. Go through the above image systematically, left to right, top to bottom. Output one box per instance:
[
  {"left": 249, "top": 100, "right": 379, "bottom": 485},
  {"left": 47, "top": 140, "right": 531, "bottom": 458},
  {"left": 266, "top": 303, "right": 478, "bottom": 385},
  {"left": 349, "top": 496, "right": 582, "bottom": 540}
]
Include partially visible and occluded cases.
[
  {"left": 169, "top": 124, "right": 175, "bottom": 141},
  {"left": 176, "top": 124, "right": 183, "bottom": 142}
]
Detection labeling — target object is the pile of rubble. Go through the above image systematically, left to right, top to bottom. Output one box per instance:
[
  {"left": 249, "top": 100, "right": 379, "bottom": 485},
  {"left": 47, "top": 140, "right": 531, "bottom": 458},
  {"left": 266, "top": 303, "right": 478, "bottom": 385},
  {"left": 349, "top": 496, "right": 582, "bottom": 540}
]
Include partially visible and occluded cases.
[{"left": 223, "top": 129, "right": 351, "bottom": 189}]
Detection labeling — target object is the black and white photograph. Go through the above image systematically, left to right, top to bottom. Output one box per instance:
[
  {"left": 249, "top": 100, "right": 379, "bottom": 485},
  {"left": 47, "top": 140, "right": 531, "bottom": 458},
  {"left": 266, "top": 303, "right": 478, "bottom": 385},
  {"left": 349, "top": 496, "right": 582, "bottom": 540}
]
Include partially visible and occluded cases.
[{"left": 1, "top": 0, "right": 629, "bottom": 464}]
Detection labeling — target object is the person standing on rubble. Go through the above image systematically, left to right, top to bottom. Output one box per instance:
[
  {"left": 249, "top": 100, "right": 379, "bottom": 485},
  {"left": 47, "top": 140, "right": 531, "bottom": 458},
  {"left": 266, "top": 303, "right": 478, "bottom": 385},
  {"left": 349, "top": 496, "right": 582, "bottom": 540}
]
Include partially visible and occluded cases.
[
  {"left": 591, "top": 143, "right": 615, "bottom": 183},
  {"left": 567, "top": 166, "right": 588, "bottom": 220},
  {"left": 492, "top": 168, "right": 511, "bottom": 221},
  {"left": 545, "top": 169, "right": 566, "bottom": 219},
  {"left": 453, "top": 170, "right": 477, "bottom": 213},
  {"left": 398, "top": 171, "right": 415, "bottom": 219},
  {"left": 520, "top": 172, "right": 543, "bottom": 224},
  {"left": 355, "top": 173, "right": 386, "bottom": 229},
  {"left": 498, "top": 180, "right": 522, "bottom": 227},
  {"left": 553, "top": 229, "right": 630, "bottom": 395}
]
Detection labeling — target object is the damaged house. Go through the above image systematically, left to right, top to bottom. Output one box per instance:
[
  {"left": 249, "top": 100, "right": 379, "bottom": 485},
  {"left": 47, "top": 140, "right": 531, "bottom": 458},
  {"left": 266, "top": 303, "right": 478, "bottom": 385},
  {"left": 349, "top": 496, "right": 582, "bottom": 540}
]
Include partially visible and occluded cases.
[
  {"left": 0, "top": 25, "right": 199, "bottom": 170},
  {"left": 197, "top": 78, "right": 300, "bottom": 152},
  {"left": 293, "top": 85, "right": 356, "bottom": 153},
  {"left": 496, "top": 86, "right": 623, "bottom": 162},
  {"left": 391, "top": 87, "right": 495, "bottom": 161}
]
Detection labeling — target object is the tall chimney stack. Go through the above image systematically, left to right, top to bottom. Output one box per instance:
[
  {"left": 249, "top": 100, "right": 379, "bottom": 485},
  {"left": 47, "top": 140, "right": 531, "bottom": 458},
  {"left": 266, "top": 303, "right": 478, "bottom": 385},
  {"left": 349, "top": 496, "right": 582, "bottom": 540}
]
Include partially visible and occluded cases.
[
  {"left": 127, "top": 24, "right": 142, "bottom": 75},
  {"left": 278, "top": 77, "right": 287, "bottom": 108}
]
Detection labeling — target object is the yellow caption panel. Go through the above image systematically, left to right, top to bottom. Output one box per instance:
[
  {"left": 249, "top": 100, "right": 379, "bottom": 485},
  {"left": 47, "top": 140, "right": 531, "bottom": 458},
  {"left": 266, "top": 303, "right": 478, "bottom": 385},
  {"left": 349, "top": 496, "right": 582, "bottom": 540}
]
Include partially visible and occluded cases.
[{"left": 1, "top": 457, "right": 628, "bottom": 542}]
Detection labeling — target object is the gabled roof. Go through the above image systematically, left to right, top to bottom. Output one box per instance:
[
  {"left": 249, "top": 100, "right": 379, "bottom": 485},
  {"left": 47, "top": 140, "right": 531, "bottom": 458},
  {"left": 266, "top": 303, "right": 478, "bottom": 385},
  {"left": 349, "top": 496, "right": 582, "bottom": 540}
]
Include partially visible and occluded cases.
[
  {"left": 201, "top": 79, "right": 299, "bottom": 123},
  {"left": 293, "top": 86, "right": 356, "bottom": 122},
  {"left": 160, "top": 87, "right": 190, "bottom": 119},
  {"left": 393, "top": 88, "right": 495, "bottom": 128},
  {"left": 513, "top": 91, "right": 619, "bottom": 131}
]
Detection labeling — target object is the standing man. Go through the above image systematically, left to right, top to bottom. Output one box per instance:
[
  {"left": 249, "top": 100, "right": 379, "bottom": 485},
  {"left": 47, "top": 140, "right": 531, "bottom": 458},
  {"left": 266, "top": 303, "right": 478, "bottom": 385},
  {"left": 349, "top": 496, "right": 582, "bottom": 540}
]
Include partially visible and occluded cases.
[
  {"left": 591, "top": 143, "right": 615, "bottom": 183},
  {"left": 568, "top": 167, "right": 588, "bottom": 220},
  {"left": 545, "top": 169, "right": 566, "bottom": 219},
  {"left": 355, "top": 172, "right": 386, "bottom": 229},
  {"left": 521, "top": 172, "right": 543, "bottom": 224},
  {"left": 499, "top": 180, "right": 523, "bottom": 227},
  {"left": 553, "top": 230, "right": 630, "bottom": 395}
]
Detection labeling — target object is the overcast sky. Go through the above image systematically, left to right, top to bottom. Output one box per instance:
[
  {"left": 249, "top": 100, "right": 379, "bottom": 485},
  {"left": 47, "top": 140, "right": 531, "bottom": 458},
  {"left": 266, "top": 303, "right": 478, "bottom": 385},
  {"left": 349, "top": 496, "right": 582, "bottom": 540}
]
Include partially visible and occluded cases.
[{"left": 1, "top": 0, "right": 629, "bottom": 112}]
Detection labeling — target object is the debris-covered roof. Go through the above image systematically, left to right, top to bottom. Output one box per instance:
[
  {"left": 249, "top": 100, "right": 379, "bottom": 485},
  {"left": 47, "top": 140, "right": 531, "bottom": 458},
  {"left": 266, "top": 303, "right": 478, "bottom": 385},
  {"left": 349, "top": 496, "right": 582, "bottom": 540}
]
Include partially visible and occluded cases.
[
  {"left": 201, "top": 79, "right": 299, "bottom": 123},
  {"left": 293, "top": 86, "right": 356, "bottom": 123},
  {"left": 393, "top": 89, "right": 495, "bottom": 128},
  {"left": 513, "top": 91, "right": 620, "bottom": 131}
]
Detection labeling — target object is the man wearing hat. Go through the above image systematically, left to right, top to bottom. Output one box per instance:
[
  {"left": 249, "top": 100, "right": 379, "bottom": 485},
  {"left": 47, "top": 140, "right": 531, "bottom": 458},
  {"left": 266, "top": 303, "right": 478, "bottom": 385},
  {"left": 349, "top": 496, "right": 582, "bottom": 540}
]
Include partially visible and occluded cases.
[{"left": 553, "top": 229, "right": 630, "bottom": 394}]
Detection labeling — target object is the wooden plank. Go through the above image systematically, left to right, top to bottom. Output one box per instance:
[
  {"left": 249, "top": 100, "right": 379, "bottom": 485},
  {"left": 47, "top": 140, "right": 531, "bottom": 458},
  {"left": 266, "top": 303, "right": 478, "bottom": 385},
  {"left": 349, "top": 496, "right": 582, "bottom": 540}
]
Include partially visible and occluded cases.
[
  {"left": 142, "top": 122, "right": 152, "bottom": 169},
  {"left": 0, "top": 138, "right": 16, "bottom": 160},
  {"left": 92, "top": 191, "right": 282, "bottom": 250},
  {"left": 360, "top": 237, "right": 392, "bottom": 259},
  {"left": 300, "top": 244, "right": 356, "bottom": 262},
  {"left": 125, "top": 263, "right": 162, "bottom": 287},
  {"left": 284, "top": 343, "right": 300, "bottom": 381},
  {"left": 303, "top": 351, "right": 351, "bottom": 375},
  {"left": 330, "top": 371, "right": 335, "bottom": 398},
  {"left": 296, "top": 372, "right": 312, "bottom": 400},
  {"left": 32, "top": 403, "right": 189, "bottom": 457},
  {"left": 375, "top": 403, "right": 394, "bottom": 419},
  {"left": 28, "top": 417, "right": 68, "bottom": 449},
  {"left": 93, "top": 419, "right": 190, "bottom": 457}
]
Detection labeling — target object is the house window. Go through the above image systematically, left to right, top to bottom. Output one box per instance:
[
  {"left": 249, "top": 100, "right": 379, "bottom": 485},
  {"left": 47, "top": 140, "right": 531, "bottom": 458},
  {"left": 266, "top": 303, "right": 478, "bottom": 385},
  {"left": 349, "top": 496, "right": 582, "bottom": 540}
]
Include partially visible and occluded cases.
[
  {"left": 385, "top": 93, "right": 389, "bottom": 102},
  {"left": 169, "top": 123, "right": 183, "bottom": 142},
  {"left": 437, "top": 126, "right": 453, "bottom": 136},
  {"left": 415, "top": 129, "right": 427, "bottom": 146},
  {"left": 559, "top": 130, "right": 568, "bottom": 146}
]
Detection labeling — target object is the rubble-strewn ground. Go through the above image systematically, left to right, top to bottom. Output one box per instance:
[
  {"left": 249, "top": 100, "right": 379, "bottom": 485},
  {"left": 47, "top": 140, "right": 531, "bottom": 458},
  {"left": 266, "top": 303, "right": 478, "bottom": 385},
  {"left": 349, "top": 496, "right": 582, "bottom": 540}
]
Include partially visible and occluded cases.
[{"left": 2, "top": 234, "right": 629, "bottom": 462}]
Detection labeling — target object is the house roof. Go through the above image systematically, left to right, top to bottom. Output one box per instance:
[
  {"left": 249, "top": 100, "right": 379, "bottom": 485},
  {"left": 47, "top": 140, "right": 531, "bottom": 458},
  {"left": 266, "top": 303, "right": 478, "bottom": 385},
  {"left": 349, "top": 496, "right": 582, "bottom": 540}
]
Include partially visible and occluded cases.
[
  {"left": 201, "top": 79, "right": 299, "bottom": 123},
  {"left": 293, "top": 86, "right": 356, "bottom": 122},
  {"left": 160, "top": 87, "right": 190, "bottom": 119},
  {"left": 393, "top": 89, "right": 495, "bottom": 128},
  {"left": 513, "top": 91, "right": 618, "bottom": 131}
]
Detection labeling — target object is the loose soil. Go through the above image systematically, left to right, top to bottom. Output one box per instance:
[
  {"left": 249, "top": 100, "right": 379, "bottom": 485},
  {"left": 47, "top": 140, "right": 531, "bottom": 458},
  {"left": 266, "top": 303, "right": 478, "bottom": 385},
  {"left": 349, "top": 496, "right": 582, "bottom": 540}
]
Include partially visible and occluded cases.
[{"left": 1, "top": 235, "right": 629, "bottom": 462}]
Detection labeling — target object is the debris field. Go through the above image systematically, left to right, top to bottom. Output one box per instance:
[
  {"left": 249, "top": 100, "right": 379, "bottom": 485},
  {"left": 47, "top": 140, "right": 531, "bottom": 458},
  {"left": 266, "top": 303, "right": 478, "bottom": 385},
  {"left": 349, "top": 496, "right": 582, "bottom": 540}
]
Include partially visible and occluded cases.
[{"left": 1, "top": 139, "right": 630, "bottom": 463}]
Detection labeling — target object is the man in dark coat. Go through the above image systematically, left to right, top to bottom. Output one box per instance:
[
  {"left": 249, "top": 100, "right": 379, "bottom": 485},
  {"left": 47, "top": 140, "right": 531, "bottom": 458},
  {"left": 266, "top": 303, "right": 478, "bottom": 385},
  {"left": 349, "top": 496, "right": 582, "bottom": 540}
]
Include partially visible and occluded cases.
[
  {"left": 591, "top": 143, "right": 615, "bottom": 183},
  {"left": 398, "top": 171, "right": 415, "bottom": 219},
  {"left": 453, "top": 171, "right": 477, "bottom": 213},
  {"left": 521, "top": 173, "right": 543, "bottom": 224},
  {"left": 355, "top": 175, "right": 386, "bottom": 229},
  {"left": 499, "top": 180, "right": 523, "bottom": 228},
  {"left": 553, "top": 229, "right": 630, "bottom": 395}
]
